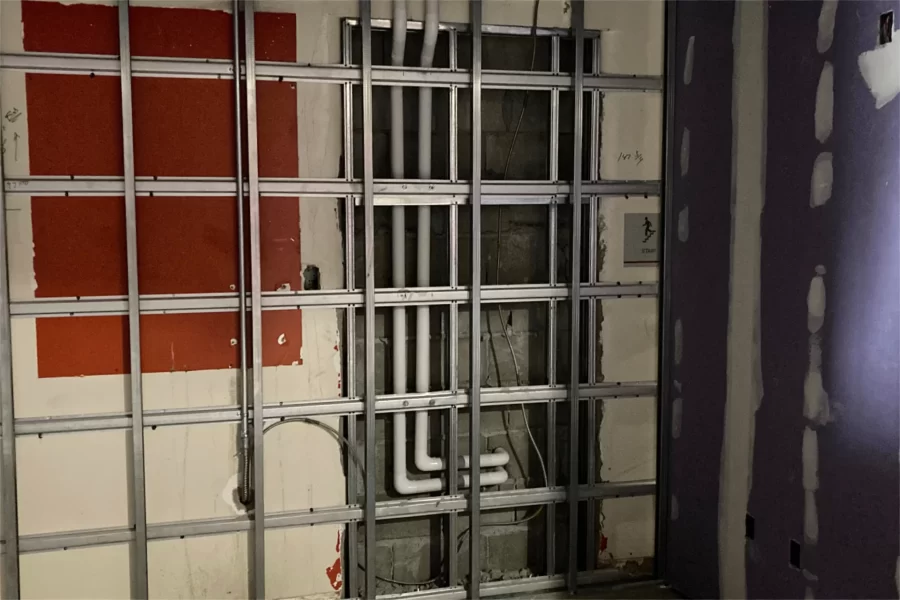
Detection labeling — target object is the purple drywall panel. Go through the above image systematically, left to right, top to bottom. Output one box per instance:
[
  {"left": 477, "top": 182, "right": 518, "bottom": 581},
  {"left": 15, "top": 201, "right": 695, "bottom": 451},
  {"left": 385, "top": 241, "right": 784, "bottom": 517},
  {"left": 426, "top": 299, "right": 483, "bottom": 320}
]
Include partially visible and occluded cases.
[
  {"left": 819, "top": 0, "right": 899, "bottom": 596},
  {"left": 755, "top": 1, "right": 900, "bottom": 598},
  {"left": 665, "top": 2, "right": 734, "bottom": 598}
]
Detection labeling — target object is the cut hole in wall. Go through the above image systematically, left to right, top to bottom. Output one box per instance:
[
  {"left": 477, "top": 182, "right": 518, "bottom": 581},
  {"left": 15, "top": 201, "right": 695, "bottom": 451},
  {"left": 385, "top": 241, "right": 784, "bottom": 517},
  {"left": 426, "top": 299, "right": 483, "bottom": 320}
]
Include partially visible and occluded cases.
[
  {"left": 879, "top": 11, "right": 894, "bottom": 45},
  {"left": 745, "top": 513, "right": 755, "bottom": 540},
  {"left": 789, "top": 539, "right": 801, "bottom": 569}
]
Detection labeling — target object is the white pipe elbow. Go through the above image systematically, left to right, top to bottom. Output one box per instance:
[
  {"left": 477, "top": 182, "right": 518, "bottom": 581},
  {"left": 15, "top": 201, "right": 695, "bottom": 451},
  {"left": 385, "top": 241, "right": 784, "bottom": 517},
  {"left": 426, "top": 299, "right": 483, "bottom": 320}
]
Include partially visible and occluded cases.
[
  {"left": 393, "top": 413, "right": 442, "bottom": 495},
  {"left": 460, "top": 448, "right": 510, "bottom": 469},
  {"left": 461, "top": 467, "right": 509, "bottom": 489}
]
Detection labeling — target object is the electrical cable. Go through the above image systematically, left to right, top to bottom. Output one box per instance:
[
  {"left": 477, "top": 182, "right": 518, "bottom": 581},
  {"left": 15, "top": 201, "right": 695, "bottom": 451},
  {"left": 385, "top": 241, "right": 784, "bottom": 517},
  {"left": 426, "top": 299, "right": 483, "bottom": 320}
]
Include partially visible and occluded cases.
[{"left": 262, "top": 417, "right": 366, "bottom": 480}]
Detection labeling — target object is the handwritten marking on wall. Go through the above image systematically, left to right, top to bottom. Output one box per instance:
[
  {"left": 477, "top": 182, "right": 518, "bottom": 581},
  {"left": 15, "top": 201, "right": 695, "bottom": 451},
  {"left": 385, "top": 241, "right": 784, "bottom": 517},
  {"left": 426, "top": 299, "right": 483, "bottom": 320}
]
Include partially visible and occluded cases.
[{"left": 617, "top": 149, "right": 645, "bottom": 165}]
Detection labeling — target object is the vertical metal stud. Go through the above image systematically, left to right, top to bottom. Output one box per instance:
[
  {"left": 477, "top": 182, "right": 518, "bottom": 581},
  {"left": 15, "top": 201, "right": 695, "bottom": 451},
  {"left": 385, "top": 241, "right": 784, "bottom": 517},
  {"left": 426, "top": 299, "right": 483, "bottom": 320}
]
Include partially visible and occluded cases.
[
  {"left": 232, "top": 0, "right": 252, "bottom": 514},
  {"left": 468, "top": 0, "right": 483, "bottom": 596},
  {"left": 567, "top": 0, "right": 584, "bottom": 592},
  {"left": 655, "top": 0, "right": 678, "bottom": 581},
  {"left": 360, "top": 1, "right": 377, "bottom": 597},
  {"left": 118, "top": 2, "right": 149, "bottom": 596},
  {"left": 243, "top": 2, "right": 266, "bottom": 597},
  {"left": 0, "top": 11, "right": 21, "bottom": 596},
  {"left": 341, "top": 18, "right": 359, "bottom": 598},
  {"left": 447, "top": 24, "right": 460, "bottom": 591},
  {"left": 545, "top": 31, "right": 560, "bottom": 578},
  {"left": 584, "top": 34, "right": 601, "bottom": 571}
]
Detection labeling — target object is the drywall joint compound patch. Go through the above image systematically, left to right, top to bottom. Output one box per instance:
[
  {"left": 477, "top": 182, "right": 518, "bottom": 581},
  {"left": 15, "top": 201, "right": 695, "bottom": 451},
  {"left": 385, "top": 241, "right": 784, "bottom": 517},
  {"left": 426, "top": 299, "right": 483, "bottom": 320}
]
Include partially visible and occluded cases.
[{"left": 858, "top": 24, "right": 900, "bottom": 109}]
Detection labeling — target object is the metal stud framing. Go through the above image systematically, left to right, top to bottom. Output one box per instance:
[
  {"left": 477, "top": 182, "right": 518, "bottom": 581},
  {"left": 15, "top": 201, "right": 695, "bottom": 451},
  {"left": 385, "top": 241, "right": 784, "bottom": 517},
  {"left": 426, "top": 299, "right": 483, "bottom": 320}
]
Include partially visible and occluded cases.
[
  {"left": 0, "top": 0, "right": 672, "bottom": 597},
  {"left": 469, "top": 0, "right": 483, "bottom": 595},
  {"left": 567, "top": 0, "right": 585, "bottom": 592},
  {"left": 118, "top": 2, "right": 149, "bottom": 596}
]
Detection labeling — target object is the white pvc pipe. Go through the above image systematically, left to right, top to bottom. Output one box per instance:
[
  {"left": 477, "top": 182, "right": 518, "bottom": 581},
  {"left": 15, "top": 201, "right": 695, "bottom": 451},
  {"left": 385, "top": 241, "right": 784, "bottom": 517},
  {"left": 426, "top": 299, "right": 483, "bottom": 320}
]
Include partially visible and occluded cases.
[
  {"left": 392, "top": 0, "right": 507, "bottom": 493},
  {"left": 412, "top": 0, "right": 507, "bottom": 476},
  {"left": 391, "top": 2, "right": 406, "bottom": 397}
]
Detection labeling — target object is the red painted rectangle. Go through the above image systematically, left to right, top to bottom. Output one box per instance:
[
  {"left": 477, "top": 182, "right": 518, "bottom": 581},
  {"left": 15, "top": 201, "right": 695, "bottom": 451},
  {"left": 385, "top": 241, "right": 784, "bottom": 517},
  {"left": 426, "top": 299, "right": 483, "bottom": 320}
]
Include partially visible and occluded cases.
[
  {"left": 22, "top": 2, "right": 296, "bottom": 62},
  {"left": 25, "top": 73, "right": 123, "bottom": 177},
  {"left": 26, "top": 76, "right": 297, "bottom": 178},
  {"left": 132, "top": 78, "right": 236, "bottom": 177},
  {"left": 32, "top": 196, "right": 302, "bottom": 298},
  {"left": 35, "top": 310, "right": 303, "bottom": 378}
]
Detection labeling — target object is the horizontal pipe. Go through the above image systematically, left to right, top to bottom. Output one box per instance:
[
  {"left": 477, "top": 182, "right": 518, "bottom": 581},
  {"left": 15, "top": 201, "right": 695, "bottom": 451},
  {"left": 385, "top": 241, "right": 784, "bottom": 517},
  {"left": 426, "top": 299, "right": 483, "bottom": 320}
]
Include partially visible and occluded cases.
[{"left": 413, "top": 411, "right": 509, "bottom": 471}]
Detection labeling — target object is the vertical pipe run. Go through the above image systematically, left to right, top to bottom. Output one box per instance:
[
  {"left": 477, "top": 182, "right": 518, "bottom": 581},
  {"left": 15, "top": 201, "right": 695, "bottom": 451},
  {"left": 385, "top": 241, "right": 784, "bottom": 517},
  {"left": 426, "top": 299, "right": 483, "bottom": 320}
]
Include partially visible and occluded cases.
[
  {"left": 232, "top": 0, "right": 251, "bottom": 509},
  {"left": 415, "top": 0, "right": 438, "bottom": 468},
  {"left": 469, "top": 0, "right": 483, "bottom": 595},
  {"left": 567, "top": 0, "right": 584, "bottom": 593},
  {"left": 655, "top": 0, "right": 678, "bottom": 580},
  {"left": 360, "top": 1, "right": 378, "bottom": 596},
  {"left": 118, "top": 2, "right": 149, "bottom": 596},
  {"left": 243, "top": 2, "right": 266, "bottom": 597},
  {"left": 0, "top": 4, "right": 21, "bottom": 594}
]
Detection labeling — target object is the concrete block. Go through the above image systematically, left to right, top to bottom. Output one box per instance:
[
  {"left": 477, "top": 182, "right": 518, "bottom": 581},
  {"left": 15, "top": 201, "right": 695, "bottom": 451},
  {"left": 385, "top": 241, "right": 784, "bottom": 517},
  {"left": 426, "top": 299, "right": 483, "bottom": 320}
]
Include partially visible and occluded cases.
[
  {"left": 485, "top": 526, "right": 532, "bottom": 572},
  {"left": 391, "top": 536, "right": 442, "bottom": 583}
]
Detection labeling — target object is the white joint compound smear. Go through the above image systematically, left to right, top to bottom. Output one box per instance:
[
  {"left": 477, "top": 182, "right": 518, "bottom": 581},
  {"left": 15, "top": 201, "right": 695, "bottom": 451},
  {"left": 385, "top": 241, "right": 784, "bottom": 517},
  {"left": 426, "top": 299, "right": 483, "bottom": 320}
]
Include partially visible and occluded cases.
[
  {"left": 816, "top": 0, "right": 838, "bottom": 54},
  {"left": 720, "top": 2, "right": 766, "bottom": 596},
  {"left": 858, "top": 32, "right": 900, "bottom": 109},
  {"left": 684, "top": 36, "right": 696, "bottom": 85},
  {"left": 815, "top": 62, "right": 834, "bottom": 143},
  {"left": 681, "top": 127, "right": 691, "bottom": 176},
  {"left": 810, "top": 152, "right": 833, "bottom": 207},
  {"left": 678, "top": 206, "right": 690, "bottom": 242},
  {"left": 807, "top": 268, "right": 826, "bottom": 333},
  {"left": 674, "top": 318, "right": 683, "bottom": 366},
  {"left": 672, "top": 397, "right": 683, "bottom": 438},
  {"left": 803, "top": 427, "right": 820, "bottom": 544},
  {"left": 671, "top": 494, "right": 680, "bottom": 521},
  {"left": 895, "top": 557, "right": 899, "bottom": 597},
  {"left": 806, "top": 585, "right": 816, "bottom": 600}
]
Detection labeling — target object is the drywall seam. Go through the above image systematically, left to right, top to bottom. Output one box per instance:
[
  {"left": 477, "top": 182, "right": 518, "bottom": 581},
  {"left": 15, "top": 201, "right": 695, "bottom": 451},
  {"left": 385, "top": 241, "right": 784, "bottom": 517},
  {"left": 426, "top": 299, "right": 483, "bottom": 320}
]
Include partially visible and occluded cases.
[
  {"left": 816, "top": 0, "right": 837, "bottom": 54},
  {"left": 719, "top": 2, "right": 766, "bottom": 597},
  {"left": 858, "top": 28, "right": 900, "bottom": 109},
  {"left": 684, "top": 36, "right": 695, "bottom": 85},
  {"left": 814, "top": 62, "right": 833, "bottom": 143}
]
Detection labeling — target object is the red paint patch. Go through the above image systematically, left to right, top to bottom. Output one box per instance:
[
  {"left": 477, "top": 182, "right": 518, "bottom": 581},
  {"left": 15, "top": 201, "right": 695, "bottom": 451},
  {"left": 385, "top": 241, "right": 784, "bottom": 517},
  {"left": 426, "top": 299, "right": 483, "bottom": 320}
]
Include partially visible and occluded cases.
[
  {"left": 23, "top": 2, "right": 296, "bottom": 62},
  {"left": 32, "top": 196, "right": 301, "bottom": 297},
  {"left": 35, "top": 310, "right": 302, "bottom": 378},
  {"left": 335, "top": 531, "right": 341, "bottom": 553},
  {"left": 599, "top": 535, "right": 608, "bottom": 552},
  {"left": 326, "top": 557, "right": 343, "bottom": 591}
]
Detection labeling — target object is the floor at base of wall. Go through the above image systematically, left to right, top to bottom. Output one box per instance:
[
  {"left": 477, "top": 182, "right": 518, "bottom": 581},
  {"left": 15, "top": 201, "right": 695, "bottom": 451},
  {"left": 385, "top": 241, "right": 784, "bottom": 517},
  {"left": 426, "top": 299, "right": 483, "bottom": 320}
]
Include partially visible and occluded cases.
[{"left": 527, "top": 581, "right": 684, "bottom": 599}]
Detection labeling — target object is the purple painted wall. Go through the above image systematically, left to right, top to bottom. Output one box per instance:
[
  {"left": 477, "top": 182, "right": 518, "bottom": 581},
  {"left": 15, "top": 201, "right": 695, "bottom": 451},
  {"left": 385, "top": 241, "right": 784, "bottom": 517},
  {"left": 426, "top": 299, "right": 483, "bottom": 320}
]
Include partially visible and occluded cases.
[
  {"left": 668, "top": 1, "right": 900, "bottom": 598},
  {"left": 665, "top": 2, "right": 734, "bottom": 598}
]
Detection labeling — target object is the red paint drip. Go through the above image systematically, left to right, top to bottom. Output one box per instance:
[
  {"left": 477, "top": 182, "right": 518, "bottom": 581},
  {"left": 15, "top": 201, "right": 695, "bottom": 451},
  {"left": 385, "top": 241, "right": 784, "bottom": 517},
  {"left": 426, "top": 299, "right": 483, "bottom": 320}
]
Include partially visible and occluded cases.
[
  {"left": 335, "top": 531, "right": 341, "bottom": 553},
  {"left": 599, "top": 535, "right": 608, "bottom": 552},
  {"left": 326, "top": 557, "right": 343, "bottom": 591}
]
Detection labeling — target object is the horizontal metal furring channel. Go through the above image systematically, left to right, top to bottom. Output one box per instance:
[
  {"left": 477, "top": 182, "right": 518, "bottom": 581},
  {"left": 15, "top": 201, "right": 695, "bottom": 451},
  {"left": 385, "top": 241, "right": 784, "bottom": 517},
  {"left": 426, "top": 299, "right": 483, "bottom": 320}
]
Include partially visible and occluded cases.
[
  {"left": 348, "top": 17, "right": 606, "bottom": 39},
  {"left": 0, "top": 53, "right": 661, "bottom": 91},
  {"left": 2, "top": 177, "right": 660, "bottom": 199},
  {"left": 9, "top": 283, "right": 658, "bottom": 318},
  {"left": 12, "top": 382, "right": 656, "bottom": 435},
  {"left": 5, "top": 481, "right": 654, "bottom": 553},
  {"left": 374, "top": 572, "right": 658, "bottom": 600}
]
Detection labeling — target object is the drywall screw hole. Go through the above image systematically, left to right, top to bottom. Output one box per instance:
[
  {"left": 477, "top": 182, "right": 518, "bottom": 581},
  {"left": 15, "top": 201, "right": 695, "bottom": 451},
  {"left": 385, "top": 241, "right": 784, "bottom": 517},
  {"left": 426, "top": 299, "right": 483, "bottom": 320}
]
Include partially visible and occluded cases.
[{"left": 151, "top": 426, "right": 157, "bottom": 430}]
